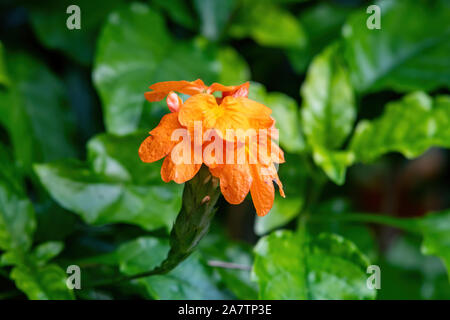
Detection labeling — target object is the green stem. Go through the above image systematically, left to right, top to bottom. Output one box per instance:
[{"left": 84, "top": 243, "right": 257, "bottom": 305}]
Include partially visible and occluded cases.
[{"left": 87, "top": 166, "right": 220, "bottom": 288}]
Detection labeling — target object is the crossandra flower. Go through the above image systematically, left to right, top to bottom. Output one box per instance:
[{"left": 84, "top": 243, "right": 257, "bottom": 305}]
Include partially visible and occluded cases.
[{"left": 139, "top": 80, "right": 285, "bottom": 216}]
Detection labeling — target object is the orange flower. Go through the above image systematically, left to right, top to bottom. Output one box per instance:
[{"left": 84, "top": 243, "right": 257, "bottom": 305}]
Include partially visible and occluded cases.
[{"left": 139, "top": 80, "right": 285, "bottom": 216}]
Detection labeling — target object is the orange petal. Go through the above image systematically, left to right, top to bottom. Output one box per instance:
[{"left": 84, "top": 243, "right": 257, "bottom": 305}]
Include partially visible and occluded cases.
[
  {"left": 145, "top": 79, "right": 206, "bottom": 102},
  {"left": 207, "top": 82, "right": 250, "bottom": 97},
  {"left": 178, "top": 93, "right": 219, "bottom": 131},
  {"left": 220, "top": 97, "right": 274, "bottom": 132},
  {"left": 139, "top": 112, "right": 181, "bottom": 163},
  {"left": 270, "top": 140, "right": 285, "bottom": 164},
  {"left": 161, "top": 151, "right": 201, "bottom": 184},
  {"left": 210, "top": 164, "right": 252, "bottom": 205},
  {"left": 249, "top": 164, "right": 275, "bottom": 216}
]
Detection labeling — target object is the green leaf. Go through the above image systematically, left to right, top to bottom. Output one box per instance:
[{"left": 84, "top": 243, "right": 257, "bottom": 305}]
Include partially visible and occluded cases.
[
  {"left": 28, "top": 0, "right": 123, "bottom": 65},
  {"left": 153, "top": 0, "right": 196, "bottom": 29},
  {"left": 194, "top": 0, "right": 236, "bottom": 40},
  {"left": 343, "top": 0, "right": 450, "bottom": 93},
  {"left": 229, "top": 1, "right": 307, "bottom": 49},
  {"left": 94, "top": 3, "right": 249, "bottom": 135},
  {"left": 0, "top": 41, "right": 9, "bottom": 86},
  {"left": 300, "top": 43, "right": 356, "bottom": 184},
  {"left": 0, "top": 52, "right": 76, "bottom": 172},
  {"left": 249, "top": 83, "right": 305, "bottom": 153},
  {"left": 350, "top": 92, "right": 450, "bottom": 163},
  {"left": 34, "top": 132, "right": 182, "bottom": 232},
  {"left": 254, "top": 154, "right": 307, "bottom": 235},
  {"left": 0, "top": 165, "right": 36, "bottom": 252},
  {"left": 311, "top": 209, "right": 450, "bottom": 280},
  {"left": 417, "top": 210, "right": 450, "bottom": 279},
  {"left": 199, "top": 227, "right": 258, "bottom": 299},
  {"left": 252, "top": 229, "right": 376, "bottom": 300},
  {"left": 252, "top": 229, "right": 308, "bottom": 299},
  {"left": 118, "top": 237, "right": 229, "bottom": 299},
  {"left": 31, "top": 241, "right": 64, "bottom": 265},
  {"left": 11, "top": 264, "right": 74, "bottom": 300}
]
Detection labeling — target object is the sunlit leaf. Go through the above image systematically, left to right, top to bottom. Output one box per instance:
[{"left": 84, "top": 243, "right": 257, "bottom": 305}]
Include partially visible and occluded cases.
[
  {"left": 28, "top": 0, "right": 123, "bottom": 65},
  {"left": 300, "top": 43, "right": 355, "bottom": 184},
  {"left": 350, "top": 92, "right": 450, "bottom": 163},
  {"left": 11, "top": 264, "right": 74, "bottom": 300}
]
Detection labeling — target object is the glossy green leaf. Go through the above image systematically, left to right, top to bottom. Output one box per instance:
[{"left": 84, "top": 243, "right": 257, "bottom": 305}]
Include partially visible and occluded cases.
[
  {"left": 28, "top": 0, "right": 123, "bottom": 65},
  {"left": 194, "top": 0, "right": 236, "bottom": 40},
  {"left": 343, "top": 0, "right": 450, "bottom": 93},
  {"left": 229, "top": 1, "right": 307, "bottom": 49},
  {"left": 94, "top": 3, "right": 249, "bottom": 135},
  {"left": 300, "top": 43, "right": 355, "bottom": 184},
  {"left": 0, "top": 53, "right": 76, "bottom": 172},
  {"left": 249, "top": 83, "right": 305, "bottom": 153},
  {"left": 350, "top": 92, "right": 450, "bottom": 163},
  {"left": 34, "top": 132, "right": 182, "bottom": 232},
  {"left": 0, "top": 163, "right": 36, "bottom": 252},
  {"left": 312, "top": 209, "right": 450, "bottom": 280},
  {"left": 199, "top": 228, "right": 258, "bottom": 299},
  {"left": 252, "top": 230, "right": 376, "bottom": 299},
  {"left": 118, "top": 237, "right": 229, "bottom": 299},
  {"left": 31, "top": 242, "right": 64, "bottom": 265},
  {"left": 11, "top": 264, "right": 74, "bottom": 300}
]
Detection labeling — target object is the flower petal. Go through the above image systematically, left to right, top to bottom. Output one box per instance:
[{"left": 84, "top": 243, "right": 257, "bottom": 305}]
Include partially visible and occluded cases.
[
  {"left": 145, "top": 79, "right": 206, "bottom": 102},
  {"left": 207, "top": 82, "right": 250, "bottom": 97},
  {"left": 178, "top": 93, "right": 219, "bottom": 131},
  {"left": 139, "top": 112, "right": 181, "bottom": 163},
  {"left": 161, "top": 151, "right": 201, "bottom": 184},
  {"left": 210, "top": 164, "right": 252, "bottom": 205},
  {"left": 249, "top": 164, "right": 275, "bottom": 216}
]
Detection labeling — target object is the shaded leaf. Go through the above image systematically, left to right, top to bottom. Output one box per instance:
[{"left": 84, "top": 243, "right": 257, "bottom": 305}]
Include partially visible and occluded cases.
[
  {"left": 28, "top": 0, "right": 123, "bottom": 65},
  {"left": 194, "top": 0, "right": 236, "bottom": 40},
  {"left": 343, "top": 0, "right": 450, "bottom": 93},
  {"left": 288, "top": 2, "right": 353, "bottom": 73},
  {"left": 0, "top": 52, "right": 76, "bottom": 172},
  {"left": 34, "top": 132, "right": 182, "bottom": 232},
  {"left": 0, "top": 159, "right": 36, "bottom": 252},
  {"left": 199, "top": 228, "right": 258, "bottom": 299},
  {"left": 252, "top": 229, "right": 375, "bottom": 299},
  {"left": 118, "top": 237, "right": 229, "bottom": 300}
]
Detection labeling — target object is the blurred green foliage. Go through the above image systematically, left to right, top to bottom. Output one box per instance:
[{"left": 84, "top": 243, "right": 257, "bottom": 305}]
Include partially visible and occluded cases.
[{"left": 0, "top": 0, "right": 449, "bottom": 300}]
